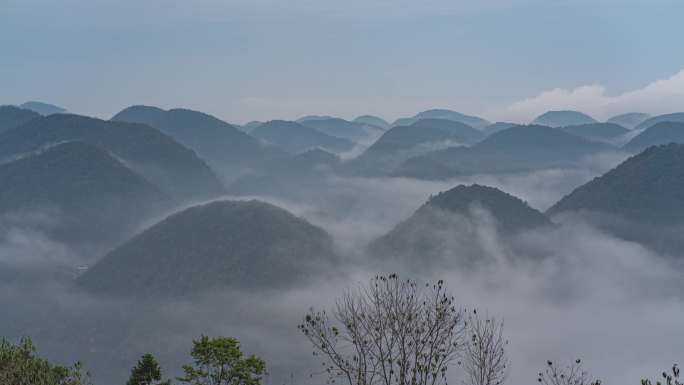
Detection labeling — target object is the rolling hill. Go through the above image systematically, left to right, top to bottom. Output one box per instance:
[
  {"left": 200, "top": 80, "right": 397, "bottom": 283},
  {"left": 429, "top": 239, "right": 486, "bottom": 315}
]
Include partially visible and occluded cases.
[
  {"left": 19, "top": 101, "right": 67, "bottom": 116},
  {"left": 0, "top": 106, "right": 40, "bottom": 133},
  {"left": 112, "top": 106, "right": 283, "bottom": 181},
  {"left": 392, "top": 109, "right": 490, "bottom": 129},
  {"left": 532, "top": 110, "right": 597, "bottom": 127},
  {"left": 606, "top": 112, "right": 650, "bottom": 129},
  {"left": 634, "top": 112, "right": 684, "bottom": 130},
  {"left": 0, "top": 114, "right": 224, "bottom": 202},
  {"left": 353, "top": 115, "right": 390, "bottom": 129},
  {"left": 299, "top": 117, "right": 383, "bottom": 143},
  {"left": 250, "top": 120, "right": 355, "bottom": 154},
  {"left": 623, "top": 122, "right": 684, "bottom": 153},
  {"left": 561, "top": 123, "right": 630, "bottom": 143},
  {"left": 396, "top": 125, "right": 614, "bottom": 179},
  {"left": 0, "top": 141, "right": 173, "bottom": 255},
  {"left": 547, "top": 143, "right": 684, "bottom": 253},
  {"left": 369, "top": 184, "right": 550, "bottom": 260},
  {"left": 77, "top": 200, "right": 337, "bottom": 298}
]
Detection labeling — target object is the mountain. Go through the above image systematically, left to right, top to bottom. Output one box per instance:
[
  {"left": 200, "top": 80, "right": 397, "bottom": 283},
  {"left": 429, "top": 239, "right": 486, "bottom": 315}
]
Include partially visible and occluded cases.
[
  {"left": 19, "top": 101, "right": 67, "bottom": 116},
  {"left": 0, "top": 106, "right": 40, "bottom": 133},
  {"left": 111, "top": 106, "right": 283, "bottom": 181},
  {"left": 392, "top": 109, "right": 490, "bottom": 129},
  {"left": 531, "top": 110, "right": 597, "bottom": 127},
  {"left": 606, "top": 112, "right": 651, "bottom": 129},
  {"left": 634, "top": 112, "right": 684, "bottom": 130},
  {"left": 0, "top": 114, "right": 224, "bottom": 202},
  {"left": 296, "top": 115, "right": 336, "bottom": 123},
  {"left": 353, "top": 115, "right": 390, "bottom": 130},
  {"left": 299, "top": 117, "right": 384, "bottom": 143},
  {"left": 348, "top": 119, "right": 482, "bottom": 174},
  {"left": 250, "top": 120, "right": 355, "bottom": 154},
  {"left": 241, "top": 121, "right": 264, "bottom": 132},
  {"left": 482, "top": 122, "right": 516, "bottom": 137},
  {"left": 623, "top": 122, "right": 684, "bottom": 153},
  {"left": 561, "top": 123, "right": 629, "bottom": 143},
  {"left": 396, "top": 125, "right": 614, "bottom": 179},
  {"left": 0, "top": 141, "right": 173, "bottom": 255},
  {"left": 547, "top": 144, "right": 684, "bottom": 253},
  {"left": 227, "top": 149, "right": 340, "bottom": 199},
  {"left": 369, "top": 184, "right": 550, "bottom": 260},
  {"left": 77, "top": 200, "right": 337, "bottom": 298}
]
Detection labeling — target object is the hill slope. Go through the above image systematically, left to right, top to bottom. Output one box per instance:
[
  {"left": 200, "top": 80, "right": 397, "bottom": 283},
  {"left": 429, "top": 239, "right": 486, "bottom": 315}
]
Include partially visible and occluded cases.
[
  {"left": 19, "top": 101, "right": 67, "bottom": 116},
  {"left": 0, "top": 106, "right": 40, "bottom": 133},
  {"left": 112, "top": 106, "right": 283, "bottom": 181},
  {"left": 392, "top": 109, "right": 490, "bottom": 129},
  {"left": 532, "top": 110, "right": 597, "bottom": 127},
  {"left": 607, "top": 112, "right": 650, "bottom": 129},
  {"left": 634, "top": 112, "right": 684, "bottom": 130},
  {"left": 0, "top": 114, "right": 224, "bottom": 201},
  {"left": 353, "top": 115, "right": 390, "bottom": 129},
  {"left": 299, "top": 117, "right": 383, "bottom": 143},
  {"left": 251, "top": 120, "right": 355, "bottom": 154},
  {"left": 623, "top": 122, "right": 684, "bottom": 153},
  {"left": 561, "top": 123, "right": 629, "bottom": 143},
  {"left": 397, "top": 125, "right": 614, "bottom": 179},
  {"left": 0, "top": 141, "right": 173, "bottom": 254},
  {"left": 547, "top": 144, "right": 684, "bottom": 253},
  {"left": 369, "top": 184, "right": 550, "bottom": 260},
  {"left": 78, "top": 200, "right": 337, "bottom": 298}
]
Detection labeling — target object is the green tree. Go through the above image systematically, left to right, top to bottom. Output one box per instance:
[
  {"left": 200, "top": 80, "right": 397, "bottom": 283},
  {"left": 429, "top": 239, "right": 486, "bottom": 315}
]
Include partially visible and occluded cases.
[
  {"left": 0, "top": 336, "right": 91, "bottom": 385},
  {"left": 177, "top": 336, "right": 266, "bottom": 385},
  {"left": 127, "top": 353, "right": 170, "bottom": 385}
]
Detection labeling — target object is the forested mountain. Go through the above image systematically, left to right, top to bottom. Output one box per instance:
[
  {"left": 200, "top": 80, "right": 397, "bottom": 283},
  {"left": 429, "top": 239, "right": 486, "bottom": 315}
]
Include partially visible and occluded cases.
[
  {"left": 19, "top": 101, "right": 67, "bottom": 115},
  {"left": 0, "top": 106, "right": 40, "bottom": 133},
  {"left": 111, "top": 106, "right": 283, "bottom": 181},
  {"left": 392, "top": 109, "right": 490, "bottom": 129},
  {"left": 531, "top": 110, "right": 597, "bottom": 127},
  {"left": 606, "top": 112, "right": 651, "bottom": 129},
  {"left": 634, "top": 112, "right": 684, "bottom": 130},
  {"left": 0, "top": 114, "right": 224, "bottom": 202},
  {"left": 353, "top": 115, "right": 390, "bottom": 129},
  {"left": 298, "top": 117, "right": 384, "bottom": 142},
  {"left": 347, "top": 119, "right": 481, "bottom": 174},
  {"left": 250, "top": 120, "right": 355, "bottom": 154},
  {"left": 481, "top": 122, "right": 516, "bottom": 137},
  {"left": 623, "top": 122, "right": 684, "bottom": 152},
  {"left": 561, "top": 123, "right": 629, "bottom": 143},
  {"left": 396, "top": 125, "right": 614, "bottom": 179},
  {"left": 0, "top": 141, "right": 173, "bottom": 255},
  {"left": 547, "top": 143, "right": 684, "bottom": 253},
  {"left": 369, "top": 184, "right": 550, "bottom": 261},
  {"left": 78, "top": 200, "right": 337, "bottom": 298}
]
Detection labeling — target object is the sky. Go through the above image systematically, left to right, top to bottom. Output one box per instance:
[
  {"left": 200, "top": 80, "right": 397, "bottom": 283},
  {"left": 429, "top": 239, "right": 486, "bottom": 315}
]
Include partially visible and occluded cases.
[{"left": 2, "top": 0, "right": 684, "bottom": 124}]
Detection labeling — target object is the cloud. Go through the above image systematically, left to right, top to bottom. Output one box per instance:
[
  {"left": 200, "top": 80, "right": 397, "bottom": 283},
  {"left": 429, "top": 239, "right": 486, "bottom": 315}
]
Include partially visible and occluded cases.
[{"left": 495, "top": 67, "right": 684, "bottom": 123}]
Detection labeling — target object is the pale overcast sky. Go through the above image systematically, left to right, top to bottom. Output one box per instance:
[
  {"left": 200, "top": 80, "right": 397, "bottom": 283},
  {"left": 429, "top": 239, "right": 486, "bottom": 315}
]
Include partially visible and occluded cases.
[{"left": 2, "top": 0, "right": 683, "bottom": 123}]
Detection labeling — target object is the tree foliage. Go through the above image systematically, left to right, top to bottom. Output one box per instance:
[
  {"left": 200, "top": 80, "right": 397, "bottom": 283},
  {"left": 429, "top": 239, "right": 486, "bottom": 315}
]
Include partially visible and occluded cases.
[
  {"left": 299, "top": 274, "right": 465, "bottom": 385},
  {"left": 177, "top": 335, "right": 266, "bottom": 385},
  {"left": 0, "top": 336, "right": 91, "bottom": 385},
  {"left": 127, "top": 353, "right": 170, "bottom": 385}
]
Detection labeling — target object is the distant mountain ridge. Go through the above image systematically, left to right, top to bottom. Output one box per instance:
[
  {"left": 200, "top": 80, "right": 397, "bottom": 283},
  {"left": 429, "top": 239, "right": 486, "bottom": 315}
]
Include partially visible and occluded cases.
[
  {"left": 19, "top": 101, "right": 67, "bottom": 116},
  {"left": 111, "top": 105, "right": 284, "bottom": 182},
  {"left": 0, "top": 106, "right": 40, "bottom": 133},
  {"left": 392, "top": 109, "right": 490, "bottom": 129},
  {"left": 531, "top": 110, "right": 597, "bottom": 127},
  {"left": 606, "top": 112, "right": 650, "bottom": 129},
  {"left": 634, "top": 112, "right": 684, "bottom": 130},
  {"left": 0, "top": 114, "right": 224, "bottom": 202},
  {"left": 251, "top": 120, "right": 355, "bottom": 154},
  {"left": 623, "top": 122, "right": 684, "bottom": 153},
  {"left": 396, "top": 125, "right": 614, "bottom": 179},
  {"left": 0, "top": 141, "right": 173, "bottom": 255}
]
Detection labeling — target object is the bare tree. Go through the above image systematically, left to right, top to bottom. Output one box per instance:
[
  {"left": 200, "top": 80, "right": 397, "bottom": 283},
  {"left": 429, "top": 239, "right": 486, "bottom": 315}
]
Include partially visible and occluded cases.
[
  {"left": 298, "top": 274, "right": 466, "bottom": 385},
  {"left": 460, "top": 310, "right": 509, "bottom": 385},
  {"left": 537, "top": 359, "right": 600, "bottom": 385},
  {"left": 641, "top": 364, "right": 681, "bottom": 385}
]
